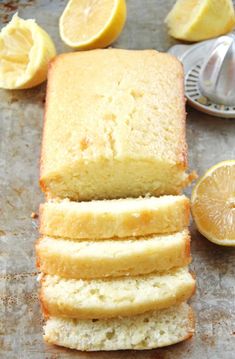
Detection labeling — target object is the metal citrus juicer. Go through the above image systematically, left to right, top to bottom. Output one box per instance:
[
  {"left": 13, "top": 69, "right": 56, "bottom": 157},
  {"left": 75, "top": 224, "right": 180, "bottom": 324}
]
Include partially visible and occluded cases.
[{"left": 168, "top": 33, "right": 235, "bottom": 118}]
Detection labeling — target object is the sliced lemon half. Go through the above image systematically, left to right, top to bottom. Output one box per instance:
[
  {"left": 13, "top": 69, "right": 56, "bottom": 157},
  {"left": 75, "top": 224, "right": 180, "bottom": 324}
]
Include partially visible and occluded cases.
[
  {"left": 59, "top": 0, "right": 127, "bottom": 50},
  {"left": 165, "top": 0, "right": 235, "bottom": 42},
  {"left": 0, "top": 13, "right": 56, "bottom": 90},
  {"left": 191, "top": 160, "right": 235, "bottom": 246}
]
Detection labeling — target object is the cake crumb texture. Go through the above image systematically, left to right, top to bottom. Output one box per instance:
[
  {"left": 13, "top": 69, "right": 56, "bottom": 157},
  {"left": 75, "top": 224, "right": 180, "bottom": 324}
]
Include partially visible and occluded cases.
[
  {"left": 40, "top": 267, "right": 195, "bottom": 319},
  {"left": 44, "top": 303, "right": 194, "bottom": 351}
]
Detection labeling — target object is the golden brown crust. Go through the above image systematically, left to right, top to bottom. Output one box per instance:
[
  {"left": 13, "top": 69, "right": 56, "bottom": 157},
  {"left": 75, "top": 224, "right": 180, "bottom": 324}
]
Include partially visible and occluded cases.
[
  {"left": 160, "top": 55, "right": 187, "bottom": 172},
  {"left": 39, "top": 57, "right": 59, "bottom": 194},
  {"left": 176, "top": 59, "right": 188, "bottom": 169},
  {"left": 188, "top": 170, "right": 198, "bottom": 183},
  {"left": 185, "top": 198, "right": 191, "bottom": 224},
  {"left": 184, "top": 234, "right": 191, "bottom": 263},
  {"left": 35, "top": 238, "right": 41, "bottom": 269},
  {"left": 39, "top": 275, "right": 49, "bottom": 319}
]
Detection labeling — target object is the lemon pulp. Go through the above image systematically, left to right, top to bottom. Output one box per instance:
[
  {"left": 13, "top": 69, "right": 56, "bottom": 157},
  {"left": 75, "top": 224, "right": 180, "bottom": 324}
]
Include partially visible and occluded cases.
[
  {"left": 59, "top": 0, "right": 126, "bottom": 50},
  {"left": 165, "top": 0, "right": 235, "bottom": 42},
  {"left": 0, "top": 14, "right": 56, "bottom": 89},
  {"left": 191, "top": 161, "right": 235, "bottom": 246}
]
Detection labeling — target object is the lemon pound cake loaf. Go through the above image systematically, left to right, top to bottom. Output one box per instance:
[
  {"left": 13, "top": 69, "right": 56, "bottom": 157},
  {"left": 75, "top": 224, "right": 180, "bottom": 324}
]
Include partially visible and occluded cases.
[
  {"left": 40, "top": 49, "right": 194, "bottom": 200},
  {"left": 39, "top": 195, "right": 190, "bottom": 239},
  {"left": 36, "top": 230, "right": 191, "bottom": 279},
  {"left": 40, "top": 267, "right": 195, "bottom": 319},
  {"left": 44, "top": 303, "right": 194, "bottom": 351}
]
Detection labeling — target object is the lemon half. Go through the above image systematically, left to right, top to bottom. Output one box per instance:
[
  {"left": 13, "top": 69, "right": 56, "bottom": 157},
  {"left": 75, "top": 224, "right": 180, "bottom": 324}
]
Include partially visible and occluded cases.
[
  {"left": 59, "top": 0, "right": 127, "bottom": 50},
  {"left": 165, "top": 0, "right": 235, "bottom": 42},
  {"left": 0, "top": 14, "right": 56, "bottom": 89},
  {"left": 191, "top": 160, "right": 235, "bottom": 246}
]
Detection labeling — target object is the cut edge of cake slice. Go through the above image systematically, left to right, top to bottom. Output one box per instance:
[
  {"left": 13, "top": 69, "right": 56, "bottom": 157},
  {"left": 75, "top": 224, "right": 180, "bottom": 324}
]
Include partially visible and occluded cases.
[
  {"left": 39, "top": 195, "right": 190, "bottom": 239},
  {"left": 36, "top": 229, "right": 191, "bottom": 279},
  {"left": 40, "top": 267, "right": 195, "bottom": 319},
  {"left": 43, "top": 303, "right": 195, "bottom": 351}
]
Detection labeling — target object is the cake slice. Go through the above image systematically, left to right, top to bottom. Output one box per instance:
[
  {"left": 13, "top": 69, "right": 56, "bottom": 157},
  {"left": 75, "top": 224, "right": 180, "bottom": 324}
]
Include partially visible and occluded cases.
[
  {"left": 40, "top": 49, "right": 195, "bottom": 201},
  {"left": 39, "top": 195, "right": 190, "bottom": 239},
  {"left": 36, "top": 230, "right": 191, "bottom": 279},
  {"left": 40, "top": 267, "right": 195, "bottom": 319},
  {"left": 44, "top": 303, "right": 194, "bottom": 351}
]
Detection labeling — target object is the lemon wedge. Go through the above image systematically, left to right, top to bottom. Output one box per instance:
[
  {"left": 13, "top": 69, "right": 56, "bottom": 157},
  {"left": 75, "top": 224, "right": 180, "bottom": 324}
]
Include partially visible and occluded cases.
[
  {"left": 59, "top": 0, "right": 126, "bottom": 50},
  {"left": 165, "top": 0, "right": 235, "bottom": 42},
  {"left": 0, "top": 14, "right": 56, "bottom": 90},
  {"left": 191, "top": 160, "right": 235, "bottom": 246}
]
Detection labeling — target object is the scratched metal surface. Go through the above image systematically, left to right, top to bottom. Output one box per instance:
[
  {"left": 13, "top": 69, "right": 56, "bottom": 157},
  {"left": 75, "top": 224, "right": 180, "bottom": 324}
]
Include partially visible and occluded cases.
[{"left": 0, "top": 0, "right": 235, "bottom": 358}]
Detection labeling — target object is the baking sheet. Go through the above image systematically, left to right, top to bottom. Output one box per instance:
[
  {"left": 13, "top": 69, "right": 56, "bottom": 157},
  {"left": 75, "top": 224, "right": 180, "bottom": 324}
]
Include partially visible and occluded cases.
[{"left": 0, "top": 0, "right": 235, "bottom": 358}]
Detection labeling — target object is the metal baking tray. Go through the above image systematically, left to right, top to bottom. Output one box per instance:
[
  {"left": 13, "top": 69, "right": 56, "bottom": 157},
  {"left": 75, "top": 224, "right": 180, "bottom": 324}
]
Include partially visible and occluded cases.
[{"left": 0, "top": 1, "right": 235, "bottom": 358}]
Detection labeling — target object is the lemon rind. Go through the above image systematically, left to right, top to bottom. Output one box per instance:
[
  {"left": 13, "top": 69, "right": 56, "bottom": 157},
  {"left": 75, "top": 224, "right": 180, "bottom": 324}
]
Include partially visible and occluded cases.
[{"left": 59, "top": 0, "right": 126, "bottom": 50}]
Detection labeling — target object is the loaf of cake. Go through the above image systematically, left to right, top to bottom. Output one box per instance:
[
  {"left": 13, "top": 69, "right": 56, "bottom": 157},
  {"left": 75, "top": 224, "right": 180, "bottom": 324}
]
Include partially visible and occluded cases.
[
  {"left": 38, "top": 48, "right": 196, "bottom": 352},
  {"left": 40, "top": 49, "right": 194, "bottom": 200},
  {"left": 39, "top": 195, "right": 190, "bottom": 239},
  {"left": 36, "top": 230, "right": 191, "bottom": 279},
  {"left": 40, "top": 267, "right": 195, "bottom": 319},
  {"left": 44, "top": 303, "right": 194, "bottom": 351}
]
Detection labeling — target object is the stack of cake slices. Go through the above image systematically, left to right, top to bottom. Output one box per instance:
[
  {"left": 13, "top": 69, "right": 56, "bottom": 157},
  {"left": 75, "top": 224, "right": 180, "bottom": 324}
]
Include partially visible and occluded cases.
[{"left": 37, "top": 49, "right": 196, "bottom": 351}]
